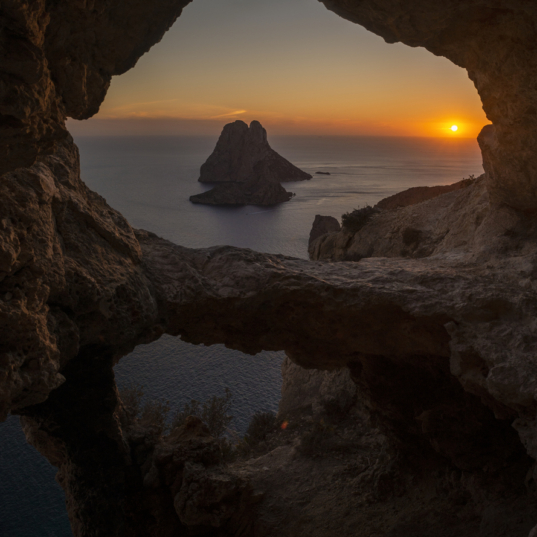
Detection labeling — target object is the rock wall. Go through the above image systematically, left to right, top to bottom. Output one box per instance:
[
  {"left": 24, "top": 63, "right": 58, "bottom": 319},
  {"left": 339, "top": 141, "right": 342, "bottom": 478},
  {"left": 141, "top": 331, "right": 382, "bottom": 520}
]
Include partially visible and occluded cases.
[
  {"left": 0, "top": 0, "right": 195, "bottom": 418},
  {"left": 1, "top": 0, "right": 192, "bottom": 175},
  {"left": 0, "top": 138, "right": 162, "bottom": 420}
]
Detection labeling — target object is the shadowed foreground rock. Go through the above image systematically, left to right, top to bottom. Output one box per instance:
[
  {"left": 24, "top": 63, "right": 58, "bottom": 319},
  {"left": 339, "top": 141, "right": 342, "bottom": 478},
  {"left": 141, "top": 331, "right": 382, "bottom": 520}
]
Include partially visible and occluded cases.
[{"left": 4, "top": 0, "right": 537, "bottom": 535}]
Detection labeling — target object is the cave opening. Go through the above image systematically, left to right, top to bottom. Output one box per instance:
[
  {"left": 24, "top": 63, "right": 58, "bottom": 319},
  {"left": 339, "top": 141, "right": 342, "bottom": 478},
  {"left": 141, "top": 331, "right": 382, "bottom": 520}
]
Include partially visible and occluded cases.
[{"left": 3, "top": 0, "right": 537, "bottom": 536}]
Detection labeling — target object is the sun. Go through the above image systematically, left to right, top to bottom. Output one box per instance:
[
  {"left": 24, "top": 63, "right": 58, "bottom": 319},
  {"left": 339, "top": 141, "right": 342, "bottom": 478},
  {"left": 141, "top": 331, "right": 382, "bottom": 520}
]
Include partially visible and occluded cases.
[{"left": 451, "top": 125, "right": 458, "bottom": 132}]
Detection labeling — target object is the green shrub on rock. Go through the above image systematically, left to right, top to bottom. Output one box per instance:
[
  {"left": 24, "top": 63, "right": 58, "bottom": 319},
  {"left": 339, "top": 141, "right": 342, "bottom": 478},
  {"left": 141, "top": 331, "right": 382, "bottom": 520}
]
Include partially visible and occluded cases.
[
  {"left": 341, "top": 206, "right": 380, "bottom": 233},
  {"left": 171, "top": 387, "right": 234, "bottom": 439},
  {"left": 244, "top": 411, "right": 276, "bottom": 447}
]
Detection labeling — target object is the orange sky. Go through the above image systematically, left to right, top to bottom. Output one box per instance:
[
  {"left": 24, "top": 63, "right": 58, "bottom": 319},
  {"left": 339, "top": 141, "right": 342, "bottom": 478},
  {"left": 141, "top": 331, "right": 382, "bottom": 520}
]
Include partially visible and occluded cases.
[{"left": 68, "top": 0, "right": 488, "bottom": 139}]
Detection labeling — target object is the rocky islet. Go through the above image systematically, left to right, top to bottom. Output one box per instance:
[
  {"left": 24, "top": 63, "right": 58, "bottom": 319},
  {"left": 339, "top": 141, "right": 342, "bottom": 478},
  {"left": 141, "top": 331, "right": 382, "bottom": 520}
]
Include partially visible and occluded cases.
[
  {"left": 190, "top": 120, "right": 310, "bottom": 206},
  {"left": 198, "top": 120, "right": 311, "bottom": 184}
]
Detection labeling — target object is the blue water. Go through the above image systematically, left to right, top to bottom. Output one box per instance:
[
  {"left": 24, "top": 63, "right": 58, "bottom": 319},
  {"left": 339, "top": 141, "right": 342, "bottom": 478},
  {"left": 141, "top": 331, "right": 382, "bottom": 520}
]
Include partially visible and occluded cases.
[{"left": 0, "top": 135, "right": 483, "bottom": 535}]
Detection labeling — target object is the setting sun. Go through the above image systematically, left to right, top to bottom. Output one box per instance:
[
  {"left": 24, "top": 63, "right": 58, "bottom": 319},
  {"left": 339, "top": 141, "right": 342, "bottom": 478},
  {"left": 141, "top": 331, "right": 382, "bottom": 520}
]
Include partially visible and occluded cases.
[{"left": 451, "top": 125, "right": 458, "bottom": 132}]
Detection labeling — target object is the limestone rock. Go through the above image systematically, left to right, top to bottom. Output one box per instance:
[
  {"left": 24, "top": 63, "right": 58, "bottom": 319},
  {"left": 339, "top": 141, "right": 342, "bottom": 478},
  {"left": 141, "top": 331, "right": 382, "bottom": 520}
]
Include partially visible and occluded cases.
[
  {"left": 198, "top": 120, "right": 312, "bottom": 183},
  {"left": 0, "top": 138, "right": 159, "bottom": 420},
  {"left": 310, "top": 176, "right": 494, "bottom": 262}
]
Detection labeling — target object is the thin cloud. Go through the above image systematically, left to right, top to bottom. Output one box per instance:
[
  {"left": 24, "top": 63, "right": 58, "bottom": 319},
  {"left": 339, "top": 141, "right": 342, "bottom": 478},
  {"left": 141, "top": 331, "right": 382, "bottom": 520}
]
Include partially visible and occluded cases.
[{"left": 210, "top": 109, "right": 247, "bottom": 119}]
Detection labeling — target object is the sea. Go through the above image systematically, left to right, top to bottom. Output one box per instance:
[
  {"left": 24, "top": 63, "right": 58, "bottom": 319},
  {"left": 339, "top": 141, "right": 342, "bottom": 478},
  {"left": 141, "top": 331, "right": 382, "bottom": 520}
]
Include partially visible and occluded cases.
[{"left": 0, "top": 134, "right": 483, "bottom": 536}]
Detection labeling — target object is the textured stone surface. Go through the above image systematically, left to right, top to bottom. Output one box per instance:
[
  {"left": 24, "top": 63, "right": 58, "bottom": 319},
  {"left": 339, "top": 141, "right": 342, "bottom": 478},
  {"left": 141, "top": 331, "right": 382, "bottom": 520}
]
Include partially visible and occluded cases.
[
  {"left": 0, "top": 0, "right": 192, "bottom": 176},
  {"left": 319, "top": 0, "right": 537, "bottom": 211},
  {"left": 198, "top": 120, "right": 312, "bottom": 183},
  {"left": 0, "top": 138, "right": 160, "bottom": 421},
  {"left": 310, "top": 175, "right": 501, "bottom": 261},
  {"left": 137, "top": 229, "right": 537, "bottom": 430}
]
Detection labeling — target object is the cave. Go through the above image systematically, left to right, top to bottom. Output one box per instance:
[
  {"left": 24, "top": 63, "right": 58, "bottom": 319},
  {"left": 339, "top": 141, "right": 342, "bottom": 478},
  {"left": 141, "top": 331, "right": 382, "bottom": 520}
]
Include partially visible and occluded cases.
[{"left": 2, "top": 0, "right": 537, "bottom": 535}]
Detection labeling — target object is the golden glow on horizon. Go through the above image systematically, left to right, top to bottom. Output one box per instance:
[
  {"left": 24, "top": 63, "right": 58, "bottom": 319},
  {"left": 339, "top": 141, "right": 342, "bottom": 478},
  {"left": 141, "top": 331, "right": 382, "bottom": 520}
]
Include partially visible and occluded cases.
[
  {"left": 71, "top": 0, "right": 489, "bottom": 139},
  {"left": 85, "top": 105, "right": 487, "bottom": 138},
  {"left": 69, "top": 114, "right": 488, "bottom": 139}
]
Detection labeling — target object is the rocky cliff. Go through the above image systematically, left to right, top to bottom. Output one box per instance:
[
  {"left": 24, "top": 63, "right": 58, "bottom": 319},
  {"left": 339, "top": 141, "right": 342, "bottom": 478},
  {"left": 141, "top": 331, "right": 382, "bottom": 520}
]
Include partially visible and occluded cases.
[
  {"left": 0, "top": 0, "right": 193, "bottom": 177},
  {"left": 3, "top": 1, "right": 537, "bottom": 536},
  {"left": 198, "top": 120, "right": 312, "bottom": 183},
  {"left": 309, "top": 177, "right": 487, "bottom": 261}
]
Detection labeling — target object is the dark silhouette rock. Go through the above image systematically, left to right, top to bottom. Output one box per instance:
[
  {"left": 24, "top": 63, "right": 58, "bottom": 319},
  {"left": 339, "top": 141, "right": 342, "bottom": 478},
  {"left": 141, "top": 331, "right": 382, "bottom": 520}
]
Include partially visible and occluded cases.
[
  {"left": 198, "top": 120, "right": 312, "bottom": 183},
  {"left": 192, "top": 121, "right": 303, "bottom": 205},
  {"left": 315, "top": 171, "right": 331, "bottom": 175},
  {"left": 190, "top": 174, "right": 294, "bottom": 206}
]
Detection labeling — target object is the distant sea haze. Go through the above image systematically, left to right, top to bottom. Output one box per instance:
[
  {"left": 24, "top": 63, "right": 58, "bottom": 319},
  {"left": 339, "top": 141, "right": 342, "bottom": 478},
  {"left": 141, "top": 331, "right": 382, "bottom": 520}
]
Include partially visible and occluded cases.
[{"left": 0, "top": 134, "right": 483, "bottom": 536}]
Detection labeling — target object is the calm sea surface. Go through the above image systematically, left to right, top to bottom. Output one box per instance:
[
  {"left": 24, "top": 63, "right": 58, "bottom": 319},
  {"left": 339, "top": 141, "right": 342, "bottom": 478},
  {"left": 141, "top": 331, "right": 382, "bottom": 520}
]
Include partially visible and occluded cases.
[{"left": 0, "top": 135, "right": 483, "bottom": 536}]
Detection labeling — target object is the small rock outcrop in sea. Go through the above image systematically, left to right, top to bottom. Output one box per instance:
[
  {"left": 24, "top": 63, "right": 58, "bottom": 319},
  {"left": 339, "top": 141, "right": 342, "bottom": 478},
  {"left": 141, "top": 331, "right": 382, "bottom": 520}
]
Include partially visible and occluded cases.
[
  {"left": 198, "top": 120, "right": 312, "bottom": 183},
  {"left": 191, "top": 121, "right": 304, "bottom": 205},
  {"left": 190, "top": 171, "right": 294, "bottom": 206},
  {"left": 315, "top": 171, "right": 331, "bottom": 175}
]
